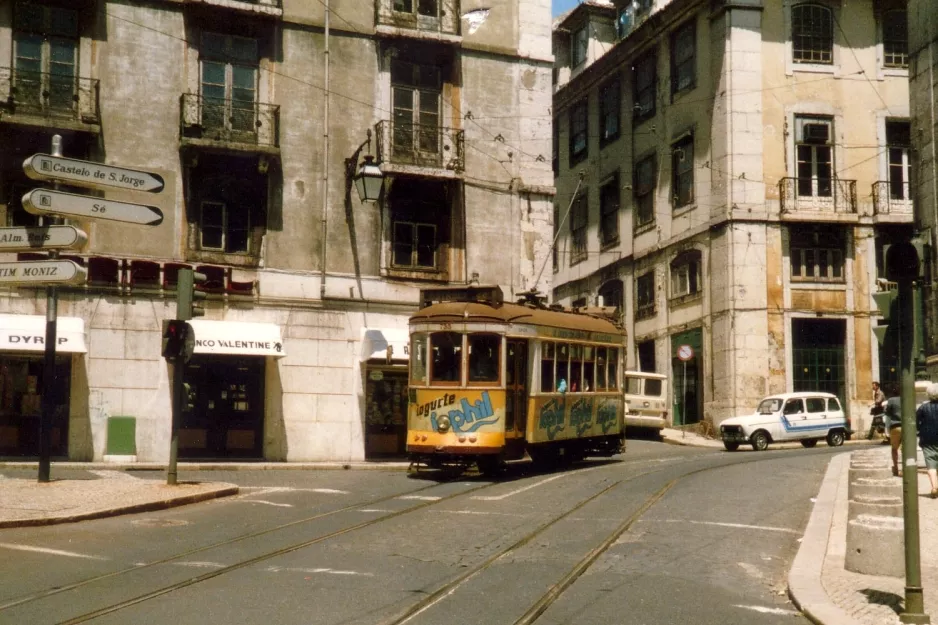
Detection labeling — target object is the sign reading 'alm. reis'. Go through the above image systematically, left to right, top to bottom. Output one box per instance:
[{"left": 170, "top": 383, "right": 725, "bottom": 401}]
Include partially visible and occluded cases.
[{"left": 23, "top": 154, "right": 165, "bottom": 194}]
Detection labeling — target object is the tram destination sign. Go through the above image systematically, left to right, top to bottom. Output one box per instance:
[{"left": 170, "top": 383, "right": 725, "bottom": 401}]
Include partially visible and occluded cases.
[
  {"left": 23, "top": 154, "right": 165, "bottom": 194},
  {"left": 22, "top": 189, "right": 164, "bottom": 226},
  {"left": 0, "top": 225, "right": 87, "bottom": 252},
  {"left": 0, "top": 260, "right": 86, "bottom": 285}
]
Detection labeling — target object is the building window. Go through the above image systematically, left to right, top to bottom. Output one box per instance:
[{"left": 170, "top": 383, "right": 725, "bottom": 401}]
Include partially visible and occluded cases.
[
  {"left": 393, "top": 0, "right": 440, "bottom": 18},
  {"left": 13, "top": 2, "right": 79, "bottom": 113},
  {"left": 792, "top": 4, "right": 833, "bottom": 65},
  {"left": 882, "top": 10, "right": 908, "bottom": 68},
  {"left": 671, "top": 21, "right": 696, "bottom": 95},
  {"left": 572, "top": 26, "right": 588, "bottom": 67},
  {"left": 201, "top": 32, "right": 259, "bottom": 134},
  {"left": 633, "top": 51, "right": 656, "bottom": 121},
  {"left": 391, "top": 60, "right": 442, "bottom": 158},
  {"left": 599, "top": 79, "right": 621, "bottom": 145},
  {"left": 569, "top": 98, "right": 589, "bottom": 165},
  {"left": 795, "top": 116, "right": 834, "bottom": 198},
  {"left": 552, "top": 118, "right": 560, "bottom": 174},
  {"left": 887, "top": 120, "right": 911, "bottom": 201},
  {"left": 671, "top": 134, "right": 694, "bottom": 208},
  {"left": 634, "top": 154, "right": 656, "bottom": 230},
  {"left": 599, "top": 174, "right": 620, "bottom": 246},
  {"left": 388, "top": 179, "right": 450, "bottom": 275},
  {"left": 570, "top": 193, "right": 588, "bottom": 266},
  {"left": 200, "top": 201, "right": 250, "bottom": 253},
  {"left": 393, "top": 222, "right": 437, "bottom": 268},
  {"left": 790, "top": 225, "right": 846, "bottom": 282},
  {"left": 670, "top": 250, "right": 701, "bottom": 299},
  {"left": 636, "top": 271, "right": 656, "bottom": 319},
  {"left": 598, "top": 279, "right": 623, "bottom": 314},
  {"left": 637, "top": 339, "right": 656, "bottom": 372}
]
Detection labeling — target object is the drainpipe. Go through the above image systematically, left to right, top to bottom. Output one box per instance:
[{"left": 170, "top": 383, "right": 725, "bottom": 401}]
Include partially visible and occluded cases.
[{"left": 320, "top": 0, "right": 330, "bottom": 299}]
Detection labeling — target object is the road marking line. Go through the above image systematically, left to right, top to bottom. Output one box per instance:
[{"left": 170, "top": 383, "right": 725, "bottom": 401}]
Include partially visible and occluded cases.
[
  {"left": 89, "top": 470, "right": 138, "bottom": 480},
  {"left": 472, "top": 473, "right": 567, "bottom": 501},
  {"left": 237, "top": 486, "right": 349, "bottom": 494},
  {"left": 397, "top": 495, "right": 442, "bottom": 501},
  {"left": 241, "top": 500, "right": 293, "bottom": 508},
  {"left": 358, "top": 509, "right": 391, "bottom": 512},
  {"left": 656, "top": 519, "right": 799, "bottom": 534},
  {"left": 0, "top": 543, "right": 107, "bottom": 560},
  {"left": 173, "top": 561, "right": 226, "bottom": 569},
  {"left": 265, "top": 566, "right": 373, "bottom": 577},
  {"left": 732, "top": 605, "right": 799, "bottom": 616}
]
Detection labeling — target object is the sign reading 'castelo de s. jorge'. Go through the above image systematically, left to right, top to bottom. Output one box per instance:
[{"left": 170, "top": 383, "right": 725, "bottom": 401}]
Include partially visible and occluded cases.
[{"left": 23, "top": 154, "right": 165, "bottom": 193}]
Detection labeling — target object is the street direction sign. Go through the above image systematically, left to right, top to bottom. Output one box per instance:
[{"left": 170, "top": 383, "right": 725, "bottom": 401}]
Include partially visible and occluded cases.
[
  {"left": 23, "top": 154, "right": 165, "bottom": 194},
  {"left": 22, "top": 188, "right": 164, "bottom": 226},
  {"left": 0, "top": 225, "right": 87, "bottom": 252},
  {"left": 0, "top": 260, "right": 86, "bottom": 285}
]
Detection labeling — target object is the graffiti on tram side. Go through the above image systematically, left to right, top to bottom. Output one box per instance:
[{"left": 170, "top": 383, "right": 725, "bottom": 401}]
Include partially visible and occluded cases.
[
  {"left": 415, "top": 391, "right": 501, "bottom": 434},
  {"left": 538, "top": 398, "right": 566, "bottom": 440},
  {"left": 570, "top": 398, "right": 594, "bottom": 437},
  {"left": 596, "top": 399, "right": 619, "bottom": 434}
]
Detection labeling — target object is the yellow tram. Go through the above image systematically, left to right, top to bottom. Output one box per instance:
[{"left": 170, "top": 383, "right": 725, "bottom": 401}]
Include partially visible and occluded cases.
[{"left": 407, "top": 286, "right": 627, "bottom": 473}]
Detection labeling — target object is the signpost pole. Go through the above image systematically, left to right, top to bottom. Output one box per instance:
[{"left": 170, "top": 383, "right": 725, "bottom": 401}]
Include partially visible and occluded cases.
[
  {"left": 38, "top": 135, "right": 63, "bottom": 483},
  {"left": 681, "top": 361, "right": 687, "bottom": 439}
]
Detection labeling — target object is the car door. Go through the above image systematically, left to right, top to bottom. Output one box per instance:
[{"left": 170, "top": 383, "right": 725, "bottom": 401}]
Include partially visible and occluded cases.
[
  {"left": 804, "top": 396, "right": 828, "bottom": 436},
  {"left": 826, "top": 396, "right": 846, "bottom": 428},
  {"left": 780, "top": 398, "right": 807, "bottom": 440}
]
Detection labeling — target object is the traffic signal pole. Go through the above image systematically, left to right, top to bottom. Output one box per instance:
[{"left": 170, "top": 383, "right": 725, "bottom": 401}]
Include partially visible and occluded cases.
[{"left": 167, "top": 269, "right": 204, "bottom": 486}]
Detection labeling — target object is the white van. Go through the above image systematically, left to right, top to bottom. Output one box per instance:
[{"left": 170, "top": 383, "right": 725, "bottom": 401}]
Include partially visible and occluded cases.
[
  {"left": 623, "top": 371, "right": 669, "bottom": 434},
  {"left": 719, "top": 391, "right": 848, "bottom": 451}
]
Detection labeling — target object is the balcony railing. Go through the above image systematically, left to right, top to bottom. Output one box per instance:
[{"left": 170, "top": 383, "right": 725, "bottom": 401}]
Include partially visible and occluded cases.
[
  {"left": 184, "top": 0, "right": 283, "bottom": 16},
  {"left": 376, "top": 0, "right": 460, "bottom": 36},
  {"left": 0, "top": 67, "right": 100, "bottom": 124},
  {"left": 180, "top": 93, "right": 280, "bottom": 149},
  {"left": 375, "top": 120, "right": 464, "bottom": 172},
  {"left": 778, "top": 177, "right": 857, "bottom": 215},
  {"left": 872, "top": 180, "right": 913, "bottom": 217}
]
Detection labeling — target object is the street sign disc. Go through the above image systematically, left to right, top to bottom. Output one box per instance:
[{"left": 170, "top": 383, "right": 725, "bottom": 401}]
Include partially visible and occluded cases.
[
  {"left": 23, "top": 154, "right": 165, "bottom": 194},
  {"left": 22, "top": 188, "right": 164, "bottom": 226},
  {"left": 0, "top": 225, "right": 87, "bottom": 252},
  {"left": 0, "top": 260, "right": 87, "bottom": 285},
  {"left": 677, "top": 344, "right": 694, "bottom": 361}
]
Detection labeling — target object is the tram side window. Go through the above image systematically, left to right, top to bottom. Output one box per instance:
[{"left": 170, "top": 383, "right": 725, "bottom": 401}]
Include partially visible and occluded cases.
[
  {"left": 430, "top": 332, "right": 462, "bottom": 383},
  {"left": 411, "top": 333, "right": 427, "bottom": 385},
  {"left": 468, "top": 333, "right": 500, "bottom": 383},
  {"left": 541, "top": 341, "right": 555, "bottom": 392},
  {"left": 556, "top": 343, "right": 570, "bottom": 390},
  {"left": 569, "top": 344, "right": 583, "bottom": 391},
  {"left": 583, "top": 346, "right": 595, "bottom": 391},
  {"left": 595, "top": 347, "right": 608, "bottom": 391},
  {"left": 608, "top": 347, "right": 619, "bottom": 389}
]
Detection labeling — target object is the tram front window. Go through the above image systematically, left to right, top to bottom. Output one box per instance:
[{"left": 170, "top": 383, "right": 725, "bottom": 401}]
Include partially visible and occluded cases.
[
  {"left": 431, "top": 332, "right": 462, "bottom": 383},
  {"left": 468, "top": 333, "right": 500, "bottom": 383}
]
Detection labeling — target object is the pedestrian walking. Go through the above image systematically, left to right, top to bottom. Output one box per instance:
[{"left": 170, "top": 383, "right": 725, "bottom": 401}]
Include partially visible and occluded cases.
[
  {"left": 867, "top": 381, "right": 886, "bottom": 440},
  {"left": 915, "top": 382, "right": 938, "bottom": 498},
  {"left": 884, "top": 384, "right": 902, "bottom": 476}
]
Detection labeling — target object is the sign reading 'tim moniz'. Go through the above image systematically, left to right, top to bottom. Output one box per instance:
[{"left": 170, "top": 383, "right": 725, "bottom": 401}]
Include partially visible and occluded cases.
[{"left": 23, "top": 154, "right": 165, "bottom": 194}]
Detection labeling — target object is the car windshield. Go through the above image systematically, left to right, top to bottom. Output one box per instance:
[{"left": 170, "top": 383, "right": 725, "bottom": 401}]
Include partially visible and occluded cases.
[{"left": 757, "top": 398, "right": 782, "bottom": 414}]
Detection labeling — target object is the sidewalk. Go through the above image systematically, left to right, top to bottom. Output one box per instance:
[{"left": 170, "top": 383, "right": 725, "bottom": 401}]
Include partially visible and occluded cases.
[{"left": 790, "top": 448, "right": 937, "bottom": 625}]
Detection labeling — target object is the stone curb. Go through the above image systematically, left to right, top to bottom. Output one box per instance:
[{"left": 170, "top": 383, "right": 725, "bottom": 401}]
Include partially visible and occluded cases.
[
  {"left": 788, "top": 452, "right": 856, "bottom": 625},
  {"left": 0, "top": 462, "right": 411, "bottom": 471},
  {"left": 0, "top": 485, "right": 240, "bottom": 529}
]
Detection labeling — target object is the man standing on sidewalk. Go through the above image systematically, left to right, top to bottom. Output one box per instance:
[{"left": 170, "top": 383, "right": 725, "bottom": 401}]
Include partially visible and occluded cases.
[
  {"left": 916, "top": 382, "right": 938, "bottom": 498},
  {"left": 884, "top": 384, "right": 903, "bottom": 476}
]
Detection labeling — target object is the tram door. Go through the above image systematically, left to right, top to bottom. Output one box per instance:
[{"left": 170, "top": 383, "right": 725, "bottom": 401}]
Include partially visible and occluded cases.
[{"left": 506, "top": 340, "right": 528, "bottom": 436}]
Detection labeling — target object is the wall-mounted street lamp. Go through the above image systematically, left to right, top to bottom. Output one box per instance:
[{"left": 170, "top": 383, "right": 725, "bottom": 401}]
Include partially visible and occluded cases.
[
  {"left": 346, "top": 129, "right": 386, "bottom": 203},
  {"left": 353, "top": 155, "right": 384, "bottom": 202}
]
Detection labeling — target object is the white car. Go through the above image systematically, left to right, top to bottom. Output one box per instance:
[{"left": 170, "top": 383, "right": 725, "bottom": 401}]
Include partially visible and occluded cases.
[{"left": 719, "top": 391, "right": 849, "bottom": 451}]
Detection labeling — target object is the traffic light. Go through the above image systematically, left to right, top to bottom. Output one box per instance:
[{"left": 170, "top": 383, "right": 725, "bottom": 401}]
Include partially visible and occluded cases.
[
  {"left": 177, "top": 268, "right": 207, "bottom": 320},
  {"left": 872, "top": 285, "right": 899, "bottom": 348},
  {"left": 162, "top": 319, "right": 189, "bottom": 361}
]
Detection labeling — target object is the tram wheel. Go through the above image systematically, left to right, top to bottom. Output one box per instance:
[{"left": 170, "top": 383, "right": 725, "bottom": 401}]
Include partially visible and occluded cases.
[{"left": 477, "top": 456, "right": 504, "bottom": 477}]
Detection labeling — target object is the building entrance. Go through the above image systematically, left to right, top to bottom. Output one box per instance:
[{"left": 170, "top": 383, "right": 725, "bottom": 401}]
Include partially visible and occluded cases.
[
  {"left": 792, "top": 318, "right": 846, "bottom": 410},
  {"left": 0, "top": 355, "right": 71, "bottom": 457},
  {"left": 179, "top": 356, "right": 265, "bottom": 459}
]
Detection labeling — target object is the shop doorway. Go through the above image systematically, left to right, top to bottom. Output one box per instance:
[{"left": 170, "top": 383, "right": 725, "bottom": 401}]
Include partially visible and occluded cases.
[
  {"left": 792, "top": 318, "right": 846, "bottom": 409},
  {"left": 671, "top": 329, "right": 703, "bottom": 426},
  {"left": 0, "top": 355, "right": 71, "bottom": 457},
  {"left": 180, "top": 356, "right": 265, "bottom": 459},
  {"left": 364, "top": 368, "right": 408, "bottom": 458}
]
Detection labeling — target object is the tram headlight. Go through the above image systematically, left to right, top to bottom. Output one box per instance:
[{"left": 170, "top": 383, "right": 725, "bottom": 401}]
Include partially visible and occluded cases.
[{"left": 437, "top": 415, "right": 451, "bottom": 433}]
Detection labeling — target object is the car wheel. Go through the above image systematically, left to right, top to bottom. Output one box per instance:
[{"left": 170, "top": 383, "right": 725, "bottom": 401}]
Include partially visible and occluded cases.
[
  {"left": 826, "top": 429, "right": 845, "bottom": 447},
  {"left": 750, "top": 430, "right": 770, "bottom": 451},
  {"left": 800, "top": 439, "right": 818, "bottom": 448},
  {"left": 723, "top": 441, "right": 740, "bottom": 452}
]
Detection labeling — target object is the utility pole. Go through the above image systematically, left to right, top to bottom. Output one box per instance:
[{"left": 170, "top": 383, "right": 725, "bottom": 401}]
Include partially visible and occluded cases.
[
  {"left": 887, "top": 240, "right": 930, "bottom": 625},
  {"left": 166, "top": 269, "right": 203, "bottom": 486}
]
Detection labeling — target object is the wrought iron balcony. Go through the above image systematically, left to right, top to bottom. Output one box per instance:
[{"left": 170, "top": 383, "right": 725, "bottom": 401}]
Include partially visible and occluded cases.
[
  {"left": 183, "top": 0, "right": 282, "bottom": 17},
  {"left": 376, "top": 0, "right": 460, "bottom": 36},
  {"left": 0, "top": 67, "right": 100, "bottom": 125},
  {"left": 180, "top": 93, "right": 280, "bottom": 149},
  {"left": 374, "top": 120, "right": 464, "bottom": 173},
  {"left": 778, "top": 177, "right": 857, "bottom": 216},
  {"left": 872, "top": 180, "right": 913, "bottom": 217}
]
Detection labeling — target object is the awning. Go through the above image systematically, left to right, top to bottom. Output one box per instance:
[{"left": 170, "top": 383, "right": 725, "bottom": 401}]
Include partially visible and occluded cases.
[
  {"left": 0, "top": 314, "right": 87, "bottom": 353},
  {"left": 189, "top": 319, "right": 286, "bottom": 358},
  {"left": 361, "top": 328, "right": 409, "bottom": 362}
]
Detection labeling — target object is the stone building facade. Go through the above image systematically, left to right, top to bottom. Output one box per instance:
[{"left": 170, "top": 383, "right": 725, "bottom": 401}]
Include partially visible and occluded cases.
[
  {"left": 0, "top": 0, "right": 554, "bottom": 462},
  {"left": 551, "top": 0, "right": 912, "bottom": 431}
]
